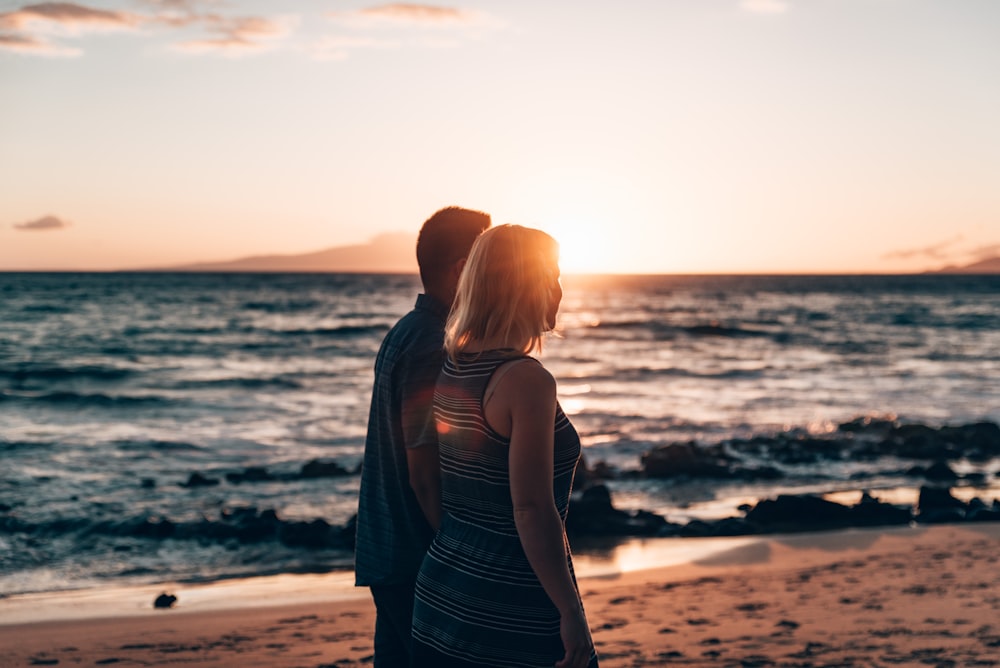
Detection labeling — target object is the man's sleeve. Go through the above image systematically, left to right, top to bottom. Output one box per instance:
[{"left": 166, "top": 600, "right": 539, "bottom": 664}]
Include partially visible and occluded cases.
[{"left": 399, "top": 344, "right": 444, "bottom": 450}]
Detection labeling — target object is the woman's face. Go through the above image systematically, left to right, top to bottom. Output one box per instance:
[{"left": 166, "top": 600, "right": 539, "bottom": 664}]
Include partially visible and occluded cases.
[{"left": 545, "top": 267, "right": 562, "bottom": 330}]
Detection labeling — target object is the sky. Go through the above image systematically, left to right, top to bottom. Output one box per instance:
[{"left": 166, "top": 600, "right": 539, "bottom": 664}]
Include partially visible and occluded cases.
[{"left": 1, "top": 0, "right": 999, "bottom": 274}]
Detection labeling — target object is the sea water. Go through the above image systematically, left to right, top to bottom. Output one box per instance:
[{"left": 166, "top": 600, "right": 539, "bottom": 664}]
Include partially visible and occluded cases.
[{"left": 2, "top": 272, "right": 999, "bottom": 595}]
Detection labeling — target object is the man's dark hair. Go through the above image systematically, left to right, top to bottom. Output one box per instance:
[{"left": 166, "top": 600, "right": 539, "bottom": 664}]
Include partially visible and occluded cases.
[{"left": 416, "top": 206, "right": 491, "bottom": 290}]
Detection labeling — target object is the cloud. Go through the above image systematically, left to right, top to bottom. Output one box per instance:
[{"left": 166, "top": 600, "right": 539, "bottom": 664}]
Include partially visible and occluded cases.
[
  {"left": 740, "top": 0, "right": 790, "bottom": 14},
  {"left": 0, "top": 1, "right": 295, "bottom": 57},
  {"left": 2, "top": 1, "right": 494, "bottom": 59},
  {"left": 0, "top": 2, "right": 140, "bottom": 55},
  {"left": 0, "top": 2, "right": 140, "bottom": 32},
  {"left": 320, "top": 3, "right": 501, "bottom": 60},
  {"left": 328, "top": 3, "right": 498, "bottom": 29},
  {"left": 356, "top": 4, "right": 473, "bottom": 25},
  {"left": 170, "top": 14, "right": 297, "bottom": 56},
  {"left": 0, "top": 29, "right": 79, "bottom": 55},
  {"left": 309, "top": 34, "right": 399, "bottom": 62},
  {"left": 13, "top": 214, "right": 72, "bottom": 231}
]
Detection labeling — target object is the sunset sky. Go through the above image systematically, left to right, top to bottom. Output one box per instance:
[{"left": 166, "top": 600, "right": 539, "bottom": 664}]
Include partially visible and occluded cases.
[{"left": 2, "top": 0, "right": 998, "bottom": 273}]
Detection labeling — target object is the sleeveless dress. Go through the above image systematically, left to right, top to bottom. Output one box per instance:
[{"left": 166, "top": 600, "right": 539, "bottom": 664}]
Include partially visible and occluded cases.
[{"left": 411, "top": 350, "right": 599, "bottom": 667}]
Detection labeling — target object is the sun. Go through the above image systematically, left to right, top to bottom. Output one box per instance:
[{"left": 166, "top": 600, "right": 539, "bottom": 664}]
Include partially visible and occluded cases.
[
  {"left": 499, "top": 166, "right": 642, "bottom": 274},
  {"left": 540, "top": 214, "right": 620, "bottom": 274}
]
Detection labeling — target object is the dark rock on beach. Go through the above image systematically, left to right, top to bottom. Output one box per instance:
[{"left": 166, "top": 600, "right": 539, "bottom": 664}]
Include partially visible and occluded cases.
[
  {"left": 567, "top": 484, "right": 676, "bottom": 538},
  {"left": 916, "top": 485, "right": 967, "bottom": 523},
  {"left": 731, "top": 491, "right": 913, "bottom": 534},
  {"left": 849, "top": 492, "right": 913, "bottom": 526},
  {"left": 744, "top": 495, "right": 854, "bottom": 531},
  {"left": 153, "top": 592, "right": 177, "bottom": 609}
]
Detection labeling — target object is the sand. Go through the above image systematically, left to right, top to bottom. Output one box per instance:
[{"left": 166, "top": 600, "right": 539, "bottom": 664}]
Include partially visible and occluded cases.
[{"left": 1, "top": 523, "right": 998, "bottom": 667}]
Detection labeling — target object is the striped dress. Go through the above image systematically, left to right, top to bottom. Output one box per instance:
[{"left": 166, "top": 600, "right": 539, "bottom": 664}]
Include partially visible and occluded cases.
[{"left": 412, "top": 350, "right": 598, "bottom": 667}]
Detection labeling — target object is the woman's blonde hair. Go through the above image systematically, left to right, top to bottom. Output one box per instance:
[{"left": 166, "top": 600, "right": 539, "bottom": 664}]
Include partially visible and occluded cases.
[{"left": 444, "top": 224, "right": 560, "bottom": 359}]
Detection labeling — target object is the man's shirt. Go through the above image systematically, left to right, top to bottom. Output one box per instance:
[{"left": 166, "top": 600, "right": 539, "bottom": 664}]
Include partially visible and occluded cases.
[{"left": 355, "top": 293, "right": 448, "bottom": 586}]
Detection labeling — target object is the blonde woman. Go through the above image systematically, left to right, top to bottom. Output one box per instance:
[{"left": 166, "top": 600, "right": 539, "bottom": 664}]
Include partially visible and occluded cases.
[{"left": 411, "top": 225, "right": 598, "bottom": 668}]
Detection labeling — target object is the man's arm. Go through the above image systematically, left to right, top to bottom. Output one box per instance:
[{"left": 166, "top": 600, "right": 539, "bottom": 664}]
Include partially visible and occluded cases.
[
  {"left": 399, "top": 342, "right": 444, "bottom": 531},
  {"left": 406, "top": 443, "right": 441, "bottom": 530}
]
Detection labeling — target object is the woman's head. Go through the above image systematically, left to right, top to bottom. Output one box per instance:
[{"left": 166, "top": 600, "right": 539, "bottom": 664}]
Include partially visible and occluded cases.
[{"left": 445, "top": 224, "right": 561, "bottom": 358}]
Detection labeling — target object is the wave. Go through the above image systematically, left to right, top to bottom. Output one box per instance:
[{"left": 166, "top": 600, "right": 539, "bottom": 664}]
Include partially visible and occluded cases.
[
  {"left": 242, "top": 299, "right": 322, "bottom": 312},
  {"left": 18, "top": 303, "right": 74, "bottom": 314},
  {"left": 585, "top": 319, "right": 787, "bottom": 342},
  {"left": 274, "top": 324, "right": 388, "bottom": 337},
  {"left": 0, "top": 364, "right": 132, "bottom": 383},
  {"left": 579, "top": 366, "right": 766, "bottom": 383},
  {"left": 167, "top": 376, "right": 303, "bottom": 391},
  {"left": 0, "top": 390, "right": 174, "bottom": 407},
  {"left": 0, "top": 440, "right": 55, "bottom": 453},
  {"left": 114, "top": 440, "right": 205, "bottom": 452},
  {"left": 0, "top": 507, "right": 355, "bottom": 551}
]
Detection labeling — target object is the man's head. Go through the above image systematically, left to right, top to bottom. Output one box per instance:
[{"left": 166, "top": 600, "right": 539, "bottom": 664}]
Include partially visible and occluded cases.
[{"left": 416, "top": 206, "right": 491, "bottom": 304}]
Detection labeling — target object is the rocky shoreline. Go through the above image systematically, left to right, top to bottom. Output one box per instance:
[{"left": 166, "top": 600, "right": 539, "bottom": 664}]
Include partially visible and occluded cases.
[
  {"left": 567, "top": 417, "right": 1000, "bottom": 540},
  {"left": 2, "top": 418, "right": 998, "bottom": 589}
]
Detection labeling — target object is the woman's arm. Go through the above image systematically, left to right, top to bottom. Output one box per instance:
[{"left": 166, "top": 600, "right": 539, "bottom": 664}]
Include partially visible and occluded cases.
[{"left": 500, "top": 363, "right": 593, "bottom": 668}]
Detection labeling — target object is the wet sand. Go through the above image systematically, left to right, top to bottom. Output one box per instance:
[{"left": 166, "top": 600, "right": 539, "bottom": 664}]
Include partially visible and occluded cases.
[{"left": 1, "top": 523, "right": 998, "bottom": 667}]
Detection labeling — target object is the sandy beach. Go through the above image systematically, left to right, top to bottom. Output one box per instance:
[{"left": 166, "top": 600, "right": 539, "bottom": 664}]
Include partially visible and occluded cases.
[{"left": 2, "top": 523, "right": 998, "bottom": 667}]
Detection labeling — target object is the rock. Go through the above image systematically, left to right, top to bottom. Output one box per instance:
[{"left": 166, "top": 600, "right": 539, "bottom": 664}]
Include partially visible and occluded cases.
[
  {"left": 838, "top": 416, "right": 896, "bottom": 435},
  {"left": 938, "top": 421, "right": 1000, "bottom": 460},
  {"left": 881, "top": 424, "right": 957, "bottom": 460},
  {"left": 641, "top": 442, "right": 734, "bottom": 478},
  {"left": 300, "top": 459, "right": 351, "bottom": 479},
  {"left": 582, "top": 459, "right": 615, "bottom": 483},
  {"left": 923, "top": 461, "right": 958, "bottom": 481},
  {"left": 225, "top": 467, "right": 276, "bottom": 484},
  {"left": 179, "top": 472, "right": 219, "bottom": 488},
  {"left": 566, "top": 484, "right": 674, "bottom": 537},
  {"left": 916, "top": 486, "right": 967, "bottom": 523},
  {"left": 917, "top": 486, "right": 966, "bottom": 513},
  {"left": 849, "top": 492, "right": 911, "bottom": 526},
  {"left": 744, "top": 495, "right": 852, "bottom": 531},
  {"left": 964, "top": 498, "right": 1000, "bottom": 522},
  {"left": 219, "top": 506, "right": 281, "bottom": 542},
  {"left": 916, "top": 507, "right": 966, "bottom": 524},
  {"left": 340, "top": 513, "right": 358, "bottom": 550},
  {"left": 675, "top": 517, "right": 756, "bottom": 538},
  {"left": 279, "top": 518, "right": 334, "bottom": 548},
  {"left": 153, "top": 592, "right": 177, "bottom": 609}
]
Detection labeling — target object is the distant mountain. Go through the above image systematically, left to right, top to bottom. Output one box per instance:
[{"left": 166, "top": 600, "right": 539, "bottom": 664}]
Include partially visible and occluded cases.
[
  {"left": 163, "top": 232, "right": 417, "bottom": 273},
  {"left": 933, "top": 256, "right": 1000, "bottom": 274}
]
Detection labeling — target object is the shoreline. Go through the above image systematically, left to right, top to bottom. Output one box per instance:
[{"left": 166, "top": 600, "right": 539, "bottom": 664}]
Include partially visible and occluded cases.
[
  {"left": 2, "top": 523, "right": 999, "bottom": 667},
  {"left": 0, "top": 532, "right": 765, "bottom": 627}
]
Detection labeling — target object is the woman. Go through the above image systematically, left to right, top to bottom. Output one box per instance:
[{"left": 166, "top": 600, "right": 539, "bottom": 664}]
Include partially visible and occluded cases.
[{"left": 411, "top": 224, "right": 598, "bottom": 668}]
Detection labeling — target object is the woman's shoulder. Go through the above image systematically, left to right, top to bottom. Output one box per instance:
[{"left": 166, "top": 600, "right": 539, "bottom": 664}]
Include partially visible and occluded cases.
[{"left": 498, "top": 356, "right": 554, "bottom": 395}]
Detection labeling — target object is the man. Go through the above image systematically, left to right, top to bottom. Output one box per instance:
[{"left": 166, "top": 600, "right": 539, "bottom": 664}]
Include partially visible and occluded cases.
[{"left": 354, "top": 206, "right": 491, "bottom": 667}]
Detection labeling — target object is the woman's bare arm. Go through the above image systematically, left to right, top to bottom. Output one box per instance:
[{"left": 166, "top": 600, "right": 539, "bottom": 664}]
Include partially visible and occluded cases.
[{"left": 499, "top": 362, "right": 592, "bottom": 668}]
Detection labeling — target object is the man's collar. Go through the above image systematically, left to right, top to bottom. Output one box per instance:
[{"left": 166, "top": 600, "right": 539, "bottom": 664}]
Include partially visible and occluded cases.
[{"left": 415, "top": 293, "right": 450, "bottom": 320}]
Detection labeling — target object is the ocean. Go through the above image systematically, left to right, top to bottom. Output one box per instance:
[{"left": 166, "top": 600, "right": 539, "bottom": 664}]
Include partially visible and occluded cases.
[{"left": 2, "top": 272, "right": 999, "bottom": 597}]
